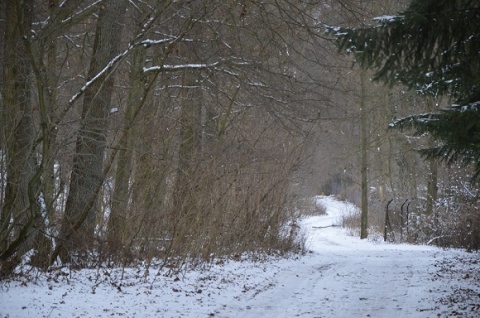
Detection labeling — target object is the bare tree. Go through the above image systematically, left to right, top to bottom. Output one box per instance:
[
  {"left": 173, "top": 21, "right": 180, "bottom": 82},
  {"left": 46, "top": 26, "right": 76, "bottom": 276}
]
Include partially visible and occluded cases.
[
  {"left": 0, "top": 0, "right": 39, "bottom": 274},
  {"left": 56, "top": 0, "right": 129, "bottom": 262}
]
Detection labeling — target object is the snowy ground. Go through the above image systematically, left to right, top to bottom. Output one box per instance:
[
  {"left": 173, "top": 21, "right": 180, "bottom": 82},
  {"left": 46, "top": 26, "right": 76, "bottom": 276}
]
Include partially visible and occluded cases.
[{"left": 1, "top": 196, "right": 479, "bottom": 318}]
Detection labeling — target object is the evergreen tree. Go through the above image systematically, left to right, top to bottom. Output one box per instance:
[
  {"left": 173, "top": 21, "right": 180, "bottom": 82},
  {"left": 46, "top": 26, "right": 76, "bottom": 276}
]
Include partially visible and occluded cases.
[{"left": 328, "top": 0, "right": 480, "bottom": 177}]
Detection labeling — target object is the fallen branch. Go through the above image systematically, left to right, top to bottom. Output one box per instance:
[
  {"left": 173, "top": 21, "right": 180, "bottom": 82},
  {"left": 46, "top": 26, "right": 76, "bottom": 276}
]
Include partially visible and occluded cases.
[
  {"left": 312, "top": 224, "right": 340, "bottom": 229},
  {"left": 426, "top": 235, "right": 447, "bottom": 245}
]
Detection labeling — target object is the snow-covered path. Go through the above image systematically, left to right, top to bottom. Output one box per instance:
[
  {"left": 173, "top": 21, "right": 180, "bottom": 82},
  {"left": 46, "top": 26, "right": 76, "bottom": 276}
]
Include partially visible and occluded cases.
[
  {"left": 1, "top": 196, "right": 478, "bottom": 318},
  {"left": 215, "top": 196, "right": 453, "bottom": 318},
  {"left": 224, "top": 249, "right": 438, "bottom": 318}
]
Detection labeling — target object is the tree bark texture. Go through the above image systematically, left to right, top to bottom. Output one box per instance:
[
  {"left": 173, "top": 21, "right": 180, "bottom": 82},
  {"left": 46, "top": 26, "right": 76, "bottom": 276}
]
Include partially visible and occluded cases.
[
  {"left": 0, "top": 0, "right": 41, "bottom": 272},
  {"left": 59, "top": 0, "right": 128, "bottom": 260},
  {"left": 108, "top": 48, "right": 146, "bottom": 249},
  {"left": 360, "top": 70, "right": 368, "bottom": 239}
]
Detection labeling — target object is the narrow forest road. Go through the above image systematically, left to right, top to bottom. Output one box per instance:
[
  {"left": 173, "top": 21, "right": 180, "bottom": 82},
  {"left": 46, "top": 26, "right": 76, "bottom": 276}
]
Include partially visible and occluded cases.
[{"left": 214, "top": 196, "right": 472, "bottom": 318}]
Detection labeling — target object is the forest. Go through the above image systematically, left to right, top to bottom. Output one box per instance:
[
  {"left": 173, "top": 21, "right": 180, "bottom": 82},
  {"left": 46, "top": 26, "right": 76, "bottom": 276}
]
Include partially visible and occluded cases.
[{"left": 1, "top": 0, "right": 479, "bottom": 278}]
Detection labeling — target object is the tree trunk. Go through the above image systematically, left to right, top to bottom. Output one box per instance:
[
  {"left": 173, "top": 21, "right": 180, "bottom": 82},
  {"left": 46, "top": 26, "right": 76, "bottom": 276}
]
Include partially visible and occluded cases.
[
  {"left": 0, "top": 0, "right": 41, "bottom": 274},
  {"left": 0, "top": 0, "right": 7, "bottom": 213},
  {"left": 29, "top": 0, "right": 61, "bottom": 269},
  {"left": 42, "top": 0, "right": 59, "bottom": 221},
  {"left": 58, "top": 0, "right": 127, "bottom": 261},
  {"left": 108, "top": 48, "right": 146, "bottom": 250},
  {"left": 169, "top": 69, "right": 203, "bottom": 251},
  {"left": 360, "top": 70, "right": 368, "bottom": 239},
  {"left": 172, "top": 72, "right": 203, "bottom": 207},
  {"left": 425, "top": 99, "right": 438, "bottom": 217},
  {"left": 425, "top": 158, "right": 438, "bottom": 214}
]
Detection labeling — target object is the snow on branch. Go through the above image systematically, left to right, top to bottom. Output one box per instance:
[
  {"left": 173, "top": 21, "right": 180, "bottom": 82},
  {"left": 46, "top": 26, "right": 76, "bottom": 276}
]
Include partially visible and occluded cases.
[
  {"left": 61, "top": 0, "right": 104, "bottom": 24},
  {"left": 66, "top": 0, "right": 183, "bottom": 108},
  {"left": 372, "top": 15, "right": 404, "bottom": 23},
  {"left": 322, "top": 24, "right": 349, "bottom": 37},
  {"left": 67, "top": 37, "right": 181, "bottom": 107},
  {"left": 140, "top": 38, "right": 176, "bottom": 46},
  {"left": 67, "top": 43, "right": 133, "bottom": 106},
  {"left": 143, "top": 58, "right": 254, "bottom": 74},
  {"left": 143, "top": 62, "right": 220, "bottom": 73},
  {"left": 389, "top": 100, "right": 480, "bottom": 130},
  {"left": 451, "top": 101, "right": 480, "bottom": 112},
  {"left": 388, "top": 113, "right": 440, "bottom": 129}
]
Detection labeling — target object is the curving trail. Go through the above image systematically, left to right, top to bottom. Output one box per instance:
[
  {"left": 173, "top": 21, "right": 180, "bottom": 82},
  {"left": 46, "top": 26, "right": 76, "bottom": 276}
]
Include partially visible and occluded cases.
[{"left": 215, "top": 196, "right": 451, "bottom": 318}]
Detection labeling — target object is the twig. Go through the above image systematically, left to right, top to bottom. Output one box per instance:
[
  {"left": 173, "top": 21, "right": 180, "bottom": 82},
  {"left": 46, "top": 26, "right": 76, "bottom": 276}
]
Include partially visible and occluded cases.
[{"left": 312, "top": 224, "right": 340, "bottom": 229}]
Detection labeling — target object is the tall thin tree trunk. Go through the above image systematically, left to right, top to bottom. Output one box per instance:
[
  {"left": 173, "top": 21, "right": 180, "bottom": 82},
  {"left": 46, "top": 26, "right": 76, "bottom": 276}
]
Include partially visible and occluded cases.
[
  {"left": 0, "top": 0, "right": 7, "bottom": 214},
  {"left": 28, "top": 0, "right": 61, "bottom": 269},
  {"left": 42, "top": 0, "right": 59, "bottom": 221},
  {"left": 58, "top": 0, "right": 127, "bottom": 262},
  {"left": 108, "top": 48, "right": 146, "bottom": 249},
  {"left": 170, "top": 70, "right": 203, "bottom": 248},
  {"left": 360, "top": 70, "right": 368, "bottom": 239},
  {"left": 172, "top": 77, "right": 202, "bottom": 203},
  {"left": 425, "top": 99, "right": 438, "bottom": 217},
  {"left": 425, "top": 157, "right": 438, "bottom": 214}
]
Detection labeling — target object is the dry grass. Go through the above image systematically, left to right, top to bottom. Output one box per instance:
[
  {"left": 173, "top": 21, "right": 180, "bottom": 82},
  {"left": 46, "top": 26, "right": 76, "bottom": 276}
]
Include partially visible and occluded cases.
[
  {"left": 99, "top": 132, "right": 307, "bottom": 271},
  {"left": 298, "top": 197, "right": 327, "bottom": 216},
  {"left": 340, "top": 202, "right": 385, "bottom": 239}
]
